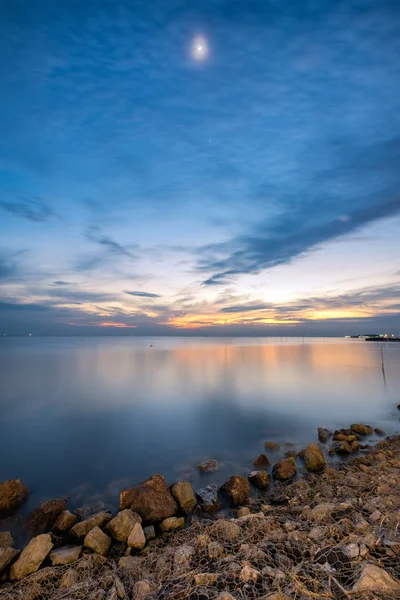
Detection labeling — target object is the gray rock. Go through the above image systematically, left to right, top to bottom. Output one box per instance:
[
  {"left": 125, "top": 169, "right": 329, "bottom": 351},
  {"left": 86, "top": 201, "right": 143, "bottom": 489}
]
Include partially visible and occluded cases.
[
  {"left": 0, "top": 479, "right": 29, "bottom": 514},
  {"left": 171, "top": 481, "right": 196, "bottom": 513},
  {"left": 196, "top": 484, "right": 221, "bottom": 513},
  {"left": 107, "top": 509, "right": 142, "bottom": 542},
  {"left": 53, "top": 510, "right": 77, "bottom": 532},
  {"left": 70, "top": 511, "right": 113, "bottom": 539},
  {"left": 127, "top": 523, "right": 146, "bottom": 551},
  {"left": 143, "top": 525, "right": 156, "bottom": 540},
  {"left": 84, "top": 526, "right": 111, "bottom": 556},
  {"left": 10, "top": 534, "right": 53, "bottom": 580},
  {"left": 343, "top": 543, "right": 359, "bottom": 559},
  {"left": 49, "top": 545, "right": 82, "bottom": 565},
  {"left": 0, "top": 547, "right": 19, "bottom": 572}
]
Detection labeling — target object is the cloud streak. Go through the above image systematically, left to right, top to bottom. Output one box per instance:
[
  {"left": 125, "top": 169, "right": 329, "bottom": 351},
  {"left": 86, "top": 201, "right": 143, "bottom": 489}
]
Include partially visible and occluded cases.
[
  {"left": 0, "top": 197, "right": 55, "bottom": 222},
  {"left": 125, "top": 290, "right": 161, "bottom": 298}
]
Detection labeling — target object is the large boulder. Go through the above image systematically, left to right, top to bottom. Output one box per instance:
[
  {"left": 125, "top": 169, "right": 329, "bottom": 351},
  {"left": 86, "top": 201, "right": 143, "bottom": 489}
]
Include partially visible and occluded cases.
[
  {"left": 350, "top": 424, "right": 373, "bottom": 436},
  {"left": 318, "top": 428, "right": 332, "bottom": 443},
  {"left": 303, "top": 443, "right": 326, "bottom": 472},
  {"left": 272, "top": 457, "right": 297, "bottom": 481},
  {"left": 248, "top": 470, "right": 271, "bottom": 490},
  {"left": 120, "top": 474, "right": 178, "bottom": 522},
  {"left": 220, "top": 475, "right": 250, "bottom": 507},
  {"left": 0, "top": 479, "right": 29, "bottom": 513},
  {"left": 171, "top": 481, "right": 196, "bottom": 513},
  {"left": 197, "top": 484, "right": 221, "bottom": 513},
  {"left": 24, "top": 498, "right": 67, "bottom": 536},
  {"left": 107, "top": 509, "right": 141, "bottom": 542},
  {"left": 53, "top": 510, "right": 77, "bottom": 532},
  {"left": 70, "top": 511, "right": 113, "bottom": 539},
  {"left": 207, "top": 520, "right": 241, "bottom": 543},
  {"left": 10, "top": 534, "right": 53, "bottom": 580},
  {"left": 0, "top": 547, "right": 19, "bottom": 572},
  {"left": 352, "top": 564, "right": 400, "bottom": 593}
]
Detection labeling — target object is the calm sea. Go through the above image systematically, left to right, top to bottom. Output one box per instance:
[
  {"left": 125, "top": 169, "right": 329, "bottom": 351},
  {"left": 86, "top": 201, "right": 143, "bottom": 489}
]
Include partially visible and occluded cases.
[{"left": 0, "top": 336, "right": 399, "bottom": 518}]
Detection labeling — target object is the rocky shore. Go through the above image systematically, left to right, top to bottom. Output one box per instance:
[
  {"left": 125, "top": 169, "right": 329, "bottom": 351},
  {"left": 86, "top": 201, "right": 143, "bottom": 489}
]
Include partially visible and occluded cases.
[{"left": 0, "top": 423, "right": 399, "bottom": 600}]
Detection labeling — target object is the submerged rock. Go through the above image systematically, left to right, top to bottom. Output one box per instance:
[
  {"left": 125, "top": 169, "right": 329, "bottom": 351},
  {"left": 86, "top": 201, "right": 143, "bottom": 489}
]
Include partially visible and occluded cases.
[
  {"left": 350, "top": 423, "right": 373, "bottom": 436},
  {"left": 318, "top": 427, "right": 332, "bottom": 443},
  {"left": 374, "top": 428, "right": 385, "bottom": 436},
  {"left": 333, "top": 433, "right": 357, "bottom": 443},
  {"left": 264, "top": 441, "right": 280, "bottom": 451},
  {"left": 332, "top": 441, "right": 352, "bottom": 454},
  {"left": 303, "top": 443, "right": 326, "bottom": 471},
  {"left": 253, "top": 454, "right": 270, "bottom": 467},
  {"left": 272, "top": 457, "right": 297, "bottom": 481},
  {"left": 196, "top": 460, "right": 219, "bottom": 473},
  {"left": 248, "top": 470, "right": 271, "bottom": 490},
  {"left": 120, "top": 474, "right": 178, "bottom": 522},
  {"left": 220, "top": 475, "right": 250, "bottom": 507},
  {"left": 0, "top": 479, "right": 29, "bottom": 514},
  {"left": 171, "top": 481, "right": 197, "bottom": 513},
  {"left": 196, "top": 484, "right": 221, "bottom": 514},
  {"left": 24, "top": 498, "right": 67, "bottom": 536},
  {"left": 107, "top": 509, "right": 142, "bottom": 542},
  {"left": 10, "top": 534, "right": 53, "bottom": 580}
]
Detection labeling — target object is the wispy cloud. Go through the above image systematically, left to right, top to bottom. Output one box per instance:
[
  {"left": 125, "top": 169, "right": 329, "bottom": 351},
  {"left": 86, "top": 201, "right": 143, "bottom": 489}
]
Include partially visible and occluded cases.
[
  {"left": 0, "top": 197, "right": 55, "bottom": 222},
  {"left": 86, "top": 227, "right": 135, "bottom": 258},
  {"left": 53, "top": 280, "right": 71, "bottom": 286},
  {"left": 125, "top": 290, "right": 161, "bottom": 298}
]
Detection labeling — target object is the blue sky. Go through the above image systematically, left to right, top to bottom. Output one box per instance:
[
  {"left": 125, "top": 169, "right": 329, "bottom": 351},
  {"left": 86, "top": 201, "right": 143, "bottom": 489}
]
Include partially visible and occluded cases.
[{"left": 1, "top": 0, "right": 400, "bottom": 335}]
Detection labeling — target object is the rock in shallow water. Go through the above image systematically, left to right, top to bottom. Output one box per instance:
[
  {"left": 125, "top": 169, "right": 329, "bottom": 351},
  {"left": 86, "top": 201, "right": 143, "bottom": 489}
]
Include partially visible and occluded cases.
[
  {"left": 350, "top": 423, "right": 373, "bottom": 436},
  {"left": 318, "top": 427, "right": 332, "bottom": 443},
  {"left": 264, "top": 441, "right": 280, "bottom": 451},
  {"left": 303, "top": 443, "right": 326, "bottom": 471},
  {"left": 253, "top": 453, "right": 270, "bottom": 467},
  {"left": 273, "top": 457, "right": 297, "bottom": 480},
  {"left": 196, "top": 459, "right": 219, "bottom": 473},
  {"left": 248, "top": 470, "right": 271, "bottom": 490},
  {"left": 120, "top": 474, "right": 178, "bottom": 522},
  {"left": 220, "top": 475, "right": 250, "bottom": 507},
  {"left": 0, "top": 479, "right": 29, "bottom": 514},
  {"left": 196, "top": 484, "right": 221, "bottom": 514},
  {"left": 24, "top": 498, "right": 67, "bottom": 536},
  {"left": 10, "top": 534, "right": 53, "bottom": 580}
]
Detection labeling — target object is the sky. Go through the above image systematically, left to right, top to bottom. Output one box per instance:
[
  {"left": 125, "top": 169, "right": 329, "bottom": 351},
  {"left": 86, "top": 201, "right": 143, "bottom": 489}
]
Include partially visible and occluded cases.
[{"left": 0, "top": 0, "right": 400, "bottom": 336}]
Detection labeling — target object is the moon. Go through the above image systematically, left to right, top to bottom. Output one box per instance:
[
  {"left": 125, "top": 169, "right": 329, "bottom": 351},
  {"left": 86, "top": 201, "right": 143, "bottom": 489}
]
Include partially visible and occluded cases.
[{"left": 191, "top": 35, "right": 209, "bottom": 61}]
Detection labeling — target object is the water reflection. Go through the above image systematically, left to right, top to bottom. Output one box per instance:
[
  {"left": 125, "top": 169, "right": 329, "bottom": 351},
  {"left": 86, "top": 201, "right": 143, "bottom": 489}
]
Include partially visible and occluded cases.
[{"left": 0, "top": 337, "right": 398, "bottom": 514}]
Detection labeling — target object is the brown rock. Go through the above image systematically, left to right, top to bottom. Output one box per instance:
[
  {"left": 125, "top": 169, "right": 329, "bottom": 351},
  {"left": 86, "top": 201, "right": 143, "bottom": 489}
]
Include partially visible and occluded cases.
[
  {"left": 350, "top": 423, "right": 373, "bottom": 436},
  {"left": 318, "top": 427, "right": 332, "bottom": 442},
  {"left": 374, "top": 428, "right": 385, "bottom": 436},
  {"left": 333, "top": 433, "right": 357, "bottom": 442},
  {"left": 264, "top": 441, "right": 280, "bottom": 450},
  {"left": 332, "top": 441, "right": 352, "bottom": 454},
  {"left": 303, "top": 443, "right": 326, "bottom": 471},
  {"left": 253, "top": 453, "right": 270, "bottom": 467},
  {"left": 272, "top": 457, "right": 297, "bottom": 480},
  {"left": 196, "top": 459, "right": 219, "bottom": 473},
  {"left": 248, "top": 470, "right": 271, "bottom": 490},
  {"left": 120, "top": 474, "right": 178, "bottom": 522},
  {"left": 220, "top": 475, "right": 250, "bottom": 507},
  {"left": 0, "top": 479, "right": 29, "bottom": 514},
  {"left": 171, "top": 481, "right": 196, "bottom": 513},
  {"left": 24, "top": 498, "right": 67, "bottom": 536},
  {"left": 107, "top": 509, "right": 142, "bottom": 542},
  {"left": 53, "top": 510, "right": 77, "bottom": 532},
  {"left": 70, "top": 511, "right": 113, "bottom": 539},
  {"left": 159, "top": 516, "right": 184, "bottom": 532},
  {"left": 207, "top": 520, "right": 241, "bottom": 542},
  {"left": 127, "top": 523, "right": 146, "bottom": 550},
  {"left": 84, "top": 526, "right": 111, "bottom": 556},
  {"left": 0, "top": 531, "right": 14, "bottom": 548},
  {"left": 10, "top": 534, "right": 53, "bottom": 580},
  {"left": 49, "top": 545, "right": 82, "bottom": 565},
  {"left": 0, "top": 547, "right": 19, "bottom": 572},
  {"left": 118, "top": 555, "right": 143, "bottom": 577},
  {"left": 352, "top": 564, "right": 400, "bottom": 593},
  {"left": 240, "top": 565, "right": 261, "bottom": 583},
  {"left": 194, "top": 573, "right": 219, "bottom": 585}
]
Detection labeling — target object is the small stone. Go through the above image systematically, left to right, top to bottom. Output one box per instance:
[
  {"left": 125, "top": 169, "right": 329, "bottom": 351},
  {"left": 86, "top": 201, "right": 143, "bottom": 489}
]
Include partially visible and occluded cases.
[
  {"left": 350, "top": 423, "right": 373, "bottom": 436},
  {"left": 318, "top": 427, "right": 332, "bottom": 443},
  {"left": 374, "top": 428, "right": 385, "bottom": 436},
  {"left": 264, "top": 441, "right": 280, "bottom": 450},
  {"left": 303, "top": 443, "right": 326, "bottom": 472},
  {"left": 284, "top": 449, "right": 296, "bottom": 458},
  {"left": 253, "top": 453, "right": 270, "bottom": 467},
  {"left": 272, "top": 457, "right": 297, "bottom": 481},
  {"left": 196, "top": 459, "right": 219, "bottom": 473},
  {"left": 248, "top": 470, "right": 271, "bottom": 490},
  {"left": 221, "top": 475, "right": 250, "bottom": 507},
  {"left": 0, "top": 479, "right": 29, "bottom": 514},
  {"left": 171, "top": 481, "right": 197, "bottom": 513},
  {"left": 196, "top": 484, "right": 221, "bottom": 513},
  {"left": 310, "top": 503, "right": 335, "bottom": 521},
  {"left": 237, "top": 507, "right": 250, "bottom": 517},
  {"left": 107, "top": 509, "right": 142, "bottom": 542},
  {"left": 53, "top": 510, "right": 77, "bottom": 532},
  {"left": 369, "top": 510, "right": 382, "bottom": 523},
  {"left": 70, "top": 511, "right": 113, "bottom": 539},
  {"left": 160, "top": 516, "right": 184, "bottom": 532},
  {"left": 207, "top": 520, "right": 241, "bottom": 542},
  {"left": 127, "top": 523, "right": 146, "bottom": 551},
  {"left": 143, "top": 525, "right": 156, "bottom": 540},
  {"left": 84, "top": 526, "right": 111, "bottom": 556},
  {"left": 308, "top": 526, "right": 326, "bottom": 541},
  {"left": 0, "top": 531, "right": 14, "bottom": 548},
  {"left": 10, "top": 534, "right": 53, "bottom": 580},
  {"left": 195, "top": 534, "right": 210, "bottom": 550},
  {"left": 208, "top": 541, "right": 224, "bottom": 559},
  {"left": 344, "top": 543, "right": 359, "bottom": 559},
  {"left": 174, "top": 544, "right": 195, "bottom": 574},
  {"left": 49, "top": 545, "right": 82, "bottom": 565},
  {"left": 0, "top": 547, "right": 19, "bottom": 572},
  {"left": 118, "top": 555, "right": 143, "bottom": 576},
  {"left": 352, "top": 564, "right": 400, "bottom": 593},
  {"left": 240, "top": 565, "right": 261, "bottom": 583},
  {"left": 60, "top": 567, "right": 79, "bottom": 588},
  {"left": 194, "top": 573, "right": 219, "bottom": 585},
  {"left": 114, "top": 577, "right": 126, "bottom": 599},
  {"left": 134, "top": 580, "right": 153, "bottom": 600},
  {"left": 108, "top": 586, "right": 118, "bottom": 600},
  {"left": 216, "top": 594, "right": 236, "bottom": 600}
]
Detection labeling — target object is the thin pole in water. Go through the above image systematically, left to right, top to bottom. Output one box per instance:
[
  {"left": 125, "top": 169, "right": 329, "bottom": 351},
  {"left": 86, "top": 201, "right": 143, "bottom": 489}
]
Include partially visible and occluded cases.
[{"left": 380, "top": 345, "right": 387, "bottom": 389}]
